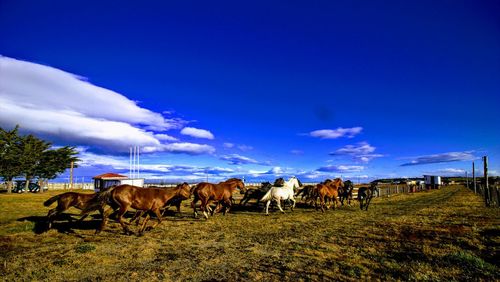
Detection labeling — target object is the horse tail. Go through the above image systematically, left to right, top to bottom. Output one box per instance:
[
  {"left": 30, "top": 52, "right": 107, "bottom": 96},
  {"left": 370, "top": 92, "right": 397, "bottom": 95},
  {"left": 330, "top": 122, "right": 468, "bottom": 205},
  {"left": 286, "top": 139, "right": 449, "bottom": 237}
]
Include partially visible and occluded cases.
[
  {"left": 81, "top": 187, "right": 116, "bottom": 215},
  {"left": 260, "top": 188, "right": 273, "bottom": 202},
  {"left": 43, "top": 195, "right": 60, "bottom": 207}
]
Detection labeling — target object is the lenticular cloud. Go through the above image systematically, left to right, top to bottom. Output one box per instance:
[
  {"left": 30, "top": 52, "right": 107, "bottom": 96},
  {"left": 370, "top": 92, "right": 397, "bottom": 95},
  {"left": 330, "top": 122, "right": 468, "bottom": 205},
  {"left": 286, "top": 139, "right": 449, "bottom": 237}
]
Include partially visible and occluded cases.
[{"left": 0, "top": 56, "right": 215, "bottom": 154}]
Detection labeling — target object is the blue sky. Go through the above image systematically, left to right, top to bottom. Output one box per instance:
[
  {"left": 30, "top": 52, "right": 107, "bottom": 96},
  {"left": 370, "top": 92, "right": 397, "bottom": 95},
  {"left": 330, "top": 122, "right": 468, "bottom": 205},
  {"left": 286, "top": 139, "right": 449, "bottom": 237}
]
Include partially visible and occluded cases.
[{"left": 1, "top": 0, "right": 499, "bottom": 183}]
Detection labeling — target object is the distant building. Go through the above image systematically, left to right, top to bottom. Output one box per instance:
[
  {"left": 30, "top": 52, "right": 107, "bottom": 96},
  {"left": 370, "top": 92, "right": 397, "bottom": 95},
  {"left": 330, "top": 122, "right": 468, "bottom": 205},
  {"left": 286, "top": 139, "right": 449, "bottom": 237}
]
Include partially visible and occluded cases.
[
  {"left": 92, "top": 173, "right": 144, "bottom": 191},
  {"left": 423, "top": 175, "right": 441, "bottom": 189}
]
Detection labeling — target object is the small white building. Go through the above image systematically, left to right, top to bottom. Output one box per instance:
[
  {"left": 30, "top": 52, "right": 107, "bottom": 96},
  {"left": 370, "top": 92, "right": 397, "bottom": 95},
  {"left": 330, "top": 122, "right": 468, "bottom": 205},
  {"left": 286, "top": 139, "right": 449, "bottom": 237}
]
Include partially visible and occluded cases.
[
  {"left": 93, "top": 173, "right": 144, "bottom": 191},
  {"left": 424, "top": 175, "right": 441, "bottom": 189}
]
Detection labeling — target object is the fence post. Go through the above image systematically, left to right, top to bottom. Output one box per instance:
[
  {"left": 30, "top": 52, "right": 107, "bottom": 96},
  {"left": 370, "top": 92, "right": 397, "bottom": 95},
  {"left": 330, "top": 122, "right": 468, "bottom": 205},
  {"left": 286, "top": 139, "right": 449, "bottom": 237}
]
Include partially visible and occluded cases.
[{"left": 483, "top": 156, "right": 489, "bottom": 206}]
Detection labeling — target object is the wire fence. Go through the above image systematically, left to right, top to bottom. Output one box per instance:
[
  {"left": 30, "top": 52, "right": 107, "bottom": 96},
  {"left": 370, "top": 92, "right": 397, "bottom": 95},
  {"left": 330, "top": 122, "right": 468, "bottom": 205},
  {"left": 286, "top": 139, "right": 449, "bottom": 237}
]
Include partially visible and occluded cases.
[{"left": 469, "top": 181, "right": 500, "bottom": 208}]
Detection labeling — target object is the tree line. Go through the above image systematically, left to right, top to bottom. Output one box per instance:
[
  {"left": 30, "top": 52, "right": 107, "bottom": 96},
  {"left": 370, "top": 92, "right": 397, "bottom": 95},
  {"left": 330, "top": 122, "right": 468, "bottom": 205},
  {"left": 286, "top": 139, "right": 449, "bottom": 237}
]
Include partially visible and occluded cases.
[{"left": 0, "top": 126, "right": 79, "bottom": 193}]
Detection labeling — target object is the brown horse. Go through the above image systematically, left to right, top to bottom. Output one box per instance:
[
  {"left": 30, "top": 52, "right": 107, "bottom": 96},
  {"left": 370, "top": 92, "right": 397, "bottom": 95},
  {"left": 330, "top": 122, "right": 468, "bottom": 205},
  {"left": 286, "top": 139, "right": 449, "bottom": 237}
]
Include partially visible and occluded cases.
[
  {"left": 191, "top": 178, "right": 246, "bottom": 219},
  {"left": 315, "top": 178, "right": 344, "bottom": 212},
  {"left": 130, "top": 182, "right": 192, "bottom": 224},
  {"left": 87, "top": 183, "right": 191, "bottom": 235},
  {"left": 44, "top": 192, "right": 100, "bottom": 229}
]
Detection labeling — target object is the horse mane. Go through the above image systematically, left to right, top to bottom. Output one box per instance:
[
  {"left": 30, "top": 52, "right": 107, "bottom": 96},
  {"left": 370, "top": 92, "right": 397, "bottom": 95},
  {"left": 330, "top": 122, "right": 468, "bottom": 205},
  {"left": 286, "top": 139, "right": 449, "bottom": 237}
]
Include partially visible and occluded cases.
[
  {"left": 224, "top": 178, "right": 241, "bottom": 183},
  {"left": 296, "top": 178, "right": 303, "bottom": 187},
  {"left": 322, "top": 179, "right": 332, "bottom": 185}
]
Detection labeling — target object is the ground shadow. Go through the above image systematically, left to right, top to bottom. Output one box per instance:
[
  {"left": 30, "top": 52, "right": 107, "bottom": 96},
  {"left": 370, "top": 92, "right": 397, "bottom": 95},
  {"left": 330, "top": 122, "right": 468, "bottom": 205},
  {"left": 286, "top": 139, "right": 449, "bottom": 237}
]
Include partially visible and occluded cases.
[{"left": 17, "top": 214, "right": 102, "bottom": 234}]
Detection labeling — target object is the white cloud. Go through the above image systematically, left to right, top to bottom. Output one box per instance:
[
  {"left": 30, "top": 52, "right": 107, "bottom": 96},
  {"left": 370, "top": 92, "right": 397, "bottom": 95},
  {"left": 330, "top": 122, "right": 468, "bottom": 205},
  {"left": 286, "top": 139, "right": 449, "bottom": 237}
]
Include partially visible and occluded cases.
[
  {"left": 0, "top": 56, "right": 200, "bottom": 153},
  {"left": 180, "top": 127, "right": 215, "bottom": 140},
  {"left": 309, "top": 127, "right": 362, "bottom": 139},
  {"left": 154, "top": 134, "right": 178, "bottom": 141},
  {"left": 142, "top": 142, "right": 215, "bottom": 155},
  {"left": 223, "top": 142, "right": 234, "bottom": 148},
  {"left": 330, "top": 142, "right": 384, "bottom": 163},
  {"left": 333, "top": 142, "right": 375, "bottom": 155},
  {"left": 237, "top": 145, "right": 253, "bottom": 151},
  {"left": 290, "top": 149, "right": 304, "bottom": 155},
  {"left": 401, "top": 151, "right": 476, "bottom": 166},
  {"left": 220, "top": 154, "right": 259, "bottom": 165},
  {"left": 317, "top": 165, "right": 365, "bottom": 173}
]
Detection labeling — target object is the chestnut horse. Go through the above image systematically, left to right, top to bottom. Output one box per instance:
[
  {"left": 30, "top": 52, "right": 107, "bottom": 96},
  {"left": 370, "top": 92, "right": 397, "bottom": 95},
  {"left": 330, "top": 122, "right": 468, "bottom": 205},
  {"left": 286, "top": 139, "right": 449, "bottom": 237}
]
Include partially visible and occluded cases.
[
  {"left": 191, "top": 178, "right": 246, "bottom": 219},
  {"left": 315, "top": 178, "right": 344, "bottom": 212},
  {"left": 130, "top": 182, "right": 192, "bottom": 224},
  {"left": 86, "top": 183, "right": 191, "bottom": 235},
  {"left": 44, "top": 192, "right": 100, "bottom": 229}
]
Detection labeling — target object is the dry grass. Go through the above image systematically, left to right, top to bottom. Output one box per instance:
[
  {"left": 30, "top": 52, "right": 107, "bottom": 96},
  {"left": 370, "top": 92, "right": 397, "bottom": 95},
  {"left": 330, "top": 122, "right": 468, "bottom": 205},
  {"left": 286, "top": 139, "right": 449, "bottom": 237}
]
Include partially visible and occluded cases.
[{"left": 0, "top": 186, "right": 498, "bottom": 281}]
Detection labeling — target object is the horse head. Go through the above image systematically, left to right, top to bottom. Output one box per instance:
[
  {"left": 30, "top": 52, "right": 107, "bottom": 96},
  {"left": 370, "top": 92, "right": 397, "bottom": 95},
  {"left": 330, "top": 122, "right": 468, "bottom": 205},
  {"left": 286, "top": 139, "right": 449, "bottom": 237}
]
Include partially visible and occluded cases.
[
  {"left": 288, "top": 176, "right": 302, "bottom": 189},
  {"left": 226, "top": 178, "right": 247, "bottom": 194},
  {"left": 177, "top": 182, "right": 192, "bottom": 198}
]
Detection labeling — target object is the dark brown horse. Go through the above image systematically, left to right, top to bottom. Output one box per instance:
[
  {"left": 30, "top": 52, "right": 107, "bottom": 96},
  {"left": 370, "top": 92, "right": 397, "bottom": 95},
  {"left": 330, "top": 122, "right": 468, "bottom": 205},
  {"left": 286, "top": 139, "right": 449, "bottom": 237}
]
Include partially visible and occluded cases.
[
  {"left": 191, "top": 178, "right": 246, "bottom": 219},
  {"left": 315, "top": 178, "right": 344, "bottom": 212},
  {"left": 339, "top": 180, "right": 354, "bottom": 207},
  {"left": 239, "top": 182, "right": 273, "bottom": 206},
  {"left": 357, "top": 182, "right": 378, "bottom": 210},
  {"left": 87, "top": 183, "right": 191, "bottom": 235},
  {"left": 295, "top": 184, "right": 316, "bottom": 204},
  {"left": 44, "top": 192, "right": 99, "bottom": 229}
]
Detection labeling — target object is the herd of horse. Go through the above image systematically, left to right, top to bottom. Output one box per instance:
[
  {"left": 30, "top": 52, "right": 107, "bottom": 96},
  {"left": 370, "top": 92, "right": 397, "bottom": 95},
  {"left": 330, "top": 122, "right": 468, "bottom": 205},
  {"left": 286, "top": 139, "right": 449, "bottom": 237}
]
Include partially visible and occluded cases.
[{"left": 43, "top": 177, "right": 379, "bottom": 235}]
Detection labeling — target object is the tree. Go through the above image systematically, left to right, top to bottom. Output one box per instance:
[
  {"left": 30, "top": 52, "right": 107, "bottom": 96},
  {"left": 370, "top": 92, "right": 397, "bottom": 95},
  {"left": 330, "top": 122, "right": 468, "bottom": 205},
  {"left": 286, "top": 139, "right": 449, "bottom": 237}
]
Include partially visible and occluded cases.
[
  {"left": 0, "top": 126, "right": 23, "bottom": 193},
  {"left": 0, "top": 126, "right": 80, "bottom": 193},
  {"left": 19, "top": 134, "right": 51, "bottom": 193},
  {"left": 35, "top": 146, "right": 79, "bottom": 192}
]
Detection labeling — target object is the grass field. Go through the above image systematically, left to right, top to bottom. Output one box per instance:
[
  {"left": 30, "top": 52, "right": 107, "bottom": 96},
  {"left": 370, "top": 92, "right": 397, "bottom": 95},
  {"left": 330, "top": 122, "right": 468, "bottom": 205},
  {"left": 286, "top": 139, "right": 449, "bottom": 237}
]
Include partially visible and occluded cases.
[{"left": 0, "top": 185, "right": 498, "bottom": 281}]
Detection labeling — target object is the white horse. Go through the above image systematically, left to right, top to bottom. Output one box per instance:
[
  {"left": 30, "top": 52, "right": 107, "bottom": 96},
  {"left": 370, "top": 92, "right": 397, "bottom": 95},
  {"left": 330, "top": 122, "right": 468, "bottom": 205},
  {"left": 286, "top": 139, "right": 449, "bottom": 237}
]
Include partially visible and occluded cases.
[{"left": 260, "top": 176, "right": 302, "bottom": 215}]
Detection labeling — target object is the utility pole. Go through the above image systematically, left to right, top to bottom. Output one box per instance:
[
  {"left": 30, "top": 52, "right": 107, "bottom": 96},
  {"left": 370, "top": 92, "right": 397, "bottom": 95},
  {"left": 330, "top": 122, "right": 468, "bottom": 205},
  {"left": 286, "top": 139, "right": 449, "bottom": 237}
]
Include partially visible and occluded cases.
[
  {"left": 483, "top": 156, "right": 489, "bottom": 206},
  {"left": 69, "top": 161, "right": 74, "bottom": 189},
  {"left": 473, "top": 161, "right": 476, "bottom": 194}
]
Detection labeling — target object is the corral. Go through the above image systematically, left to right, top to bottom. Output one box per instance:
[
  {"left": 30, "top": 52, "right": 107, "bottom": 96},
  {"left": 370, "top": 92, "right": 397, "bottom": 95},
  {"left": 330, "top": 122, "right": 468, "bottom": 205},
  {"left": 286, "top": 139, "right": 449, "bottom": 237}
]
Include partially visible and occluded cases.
[{"left": 0, "top": 185, "right": 498, "bottom": 281}]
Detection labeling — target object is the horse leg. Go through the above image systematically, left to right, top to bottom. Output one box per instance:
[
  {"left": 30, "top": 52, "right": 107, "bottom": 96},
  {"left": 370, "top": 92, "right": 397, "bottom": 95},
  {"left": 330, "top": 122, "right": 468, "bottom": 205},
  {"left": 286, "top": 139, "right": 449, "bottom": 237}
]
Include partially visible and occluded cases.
[
  {"left": 239, "top": 194, "right": 247, "bottom": 206},
  {"left": 365, "top": 195, "right": 373, "bottom": 211},
  {"left": 191, "top": 196, "right": 199, "bottom": 218},
  {"left": 320, "top": 196, "right": 326, "bottom": 213},
  {"left": 290, "top": 197, "right": 296, "bottom": 212},
  {"left": 334, "top": 197, "right": 340, "bottom": 210},
  {"left": 276, "top": 198, "right": 285, "bottom": 214},
  {"left": 201, "top": 199, "right": 210, "bottom": 219},
  {"left": 223, "top": 199, "right": 232, "bottom": 215},
  {"left": 265, "top": 200, "right": 271, "bottom": 215},
  {"left": 175, "top": 202, "right": 181, "bottom": 215},
  {"left": 117, "top": 205, "right": 132, "bottom": 235},
  {"left": 96, "top": 207, "right": 111, "bottom": 234},
  {"left": 46, "top": 208, "right": 60, "bottom": 229},
  {"left": 149, "top": 208, "right": 163, "bottom": 230},
  {"left": 129, "top": 210, "right": 144, "bottom": 226},
  {"left": 139, "top": 213, "right": 151, "bottom": 235}
]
